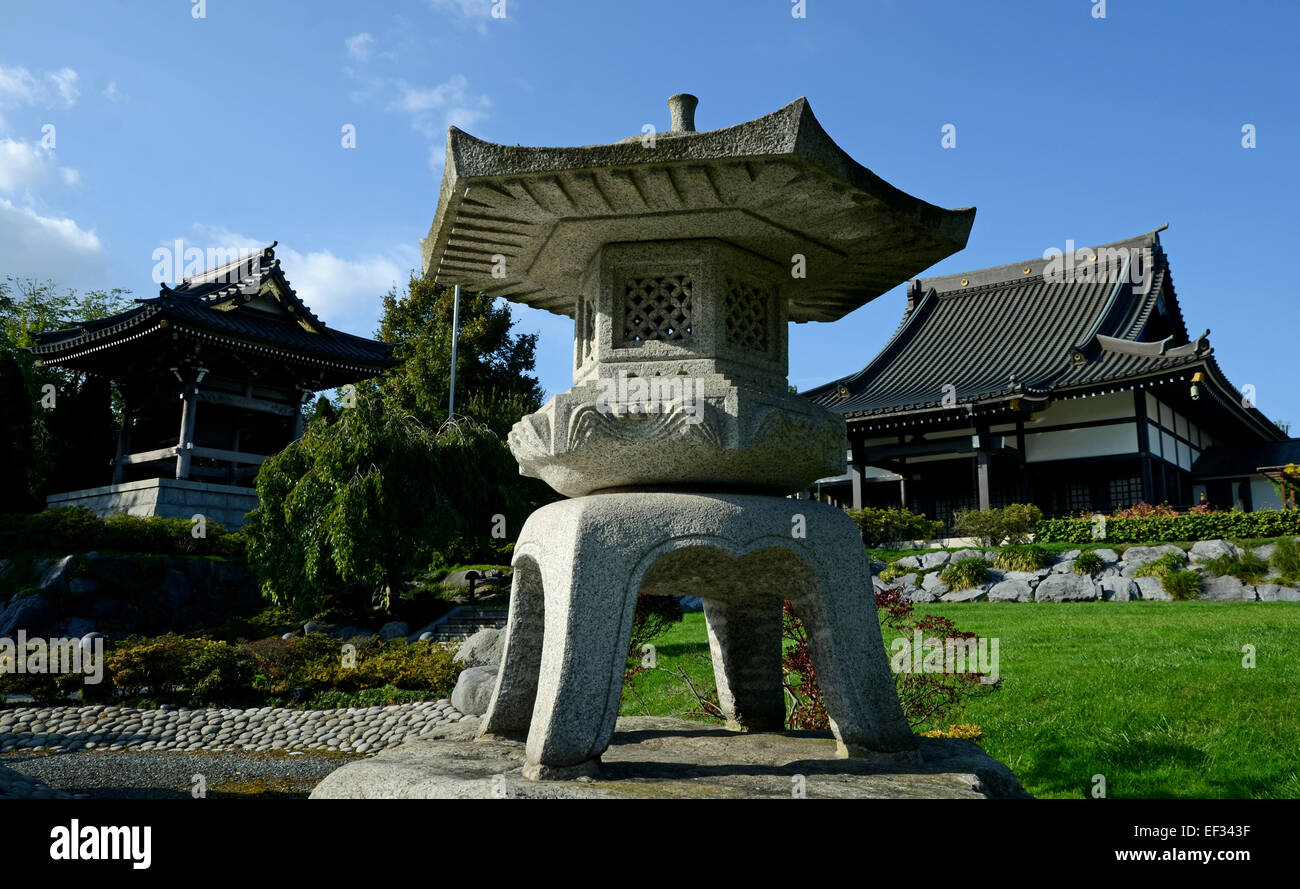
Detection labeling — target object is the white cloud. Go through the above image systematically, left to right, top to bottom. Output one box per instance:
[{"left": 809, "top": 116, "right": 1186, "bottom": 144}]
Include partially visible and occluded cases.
[
  {"left": 430, "top": 0, "right": 495, "bottom": 28},
  {"left": 345, "top": 32, "right": 376, "bottom": 61},
  {"left": 0, "top": 65, "right": 80, "bottom": 109},
  {"left": 390, "top": 75, "right": 491, "bottom": 170},
  {"left": 103, "top": 81, "right": 125, "bottom": 103},
  {"left": 0, "top": 136, "right": 80, "bottom": 194},
  {"left": 0, "top": 197, "right": 106, "bottom": 289},
  {"left": 186, "top": 225, "right": 418, "bottom": 337}
]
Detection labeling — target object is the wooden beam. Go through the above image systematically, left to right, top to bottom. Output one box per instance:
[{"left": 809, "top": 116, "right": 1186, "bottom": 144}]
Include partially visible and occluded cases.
[
  {"left": 194, "top": 387, "right": 298, "bottom": 417},
  {"left": 120, "top": 446, "right": 179, "bottom": 465},
  {"left": 189, "top": 446, "right": 267, "bottom": 465}
]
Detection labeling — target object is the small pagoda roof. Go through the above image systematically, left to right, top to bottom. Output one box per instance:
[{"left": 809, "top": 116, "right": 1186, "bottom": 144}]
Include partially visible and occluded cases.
[
  {"left": 421, "top": 96, "right": 975, "bottom": 323},
  {"left": 804, "top": 228, "right": 1285, "bottom": 441},
  {"left": 31, "top": 243, "right": 398, "bottom": 379},
  {"left": 1193, "top": 439, "right": 1300, "bottom": 479}
]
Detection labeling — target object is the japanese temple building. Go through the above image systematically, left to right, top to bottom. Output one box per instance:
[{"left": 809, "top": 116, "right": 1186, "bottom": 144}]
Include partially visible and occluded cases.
[
  {"left": 804, "top": 228, "right": 1298, "bottom": 524},
  {"left": 30, "top": 243, "right": 399, "bottom": 528}
]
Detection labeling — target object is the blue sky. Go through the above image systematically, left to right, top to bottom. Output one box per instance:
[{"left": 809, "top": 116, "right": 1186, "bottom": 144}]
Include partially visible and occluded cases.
[{"left": 2, "top": 1, "right": 1296, "bottom": 428}]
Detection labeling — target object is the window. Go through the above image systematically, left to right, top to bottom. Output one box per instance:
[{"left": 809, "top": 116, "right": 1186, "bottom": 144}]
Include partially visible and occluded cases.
[{"left": 1108, "top": 476, "right": 1143, "bottom": 510}]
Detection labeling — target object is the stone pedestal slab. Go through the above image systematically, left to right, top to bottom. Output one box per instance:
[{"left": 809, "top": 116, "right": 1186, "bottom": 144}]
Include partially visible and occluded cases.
[{"left": 478, "top": 492, "right": 916, "bottom": 778}]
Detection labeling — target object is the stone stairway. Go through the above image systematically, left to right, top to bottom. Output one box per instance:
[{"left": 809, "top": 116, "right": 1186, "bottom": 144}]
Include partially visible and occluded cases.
[{"left": 424, "top": 606, "right": 508, "bottom": 642}]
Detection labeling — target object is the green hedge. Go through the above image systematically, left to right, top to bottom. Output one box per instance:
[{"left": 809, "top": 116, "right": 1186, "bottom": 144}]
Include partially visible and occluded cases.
[
  {"left": 0, "top": 507, "right": 244, "bottom": 557},
  {"left": 1035, "top": 511, "right": 1300, "bottom": 544}
]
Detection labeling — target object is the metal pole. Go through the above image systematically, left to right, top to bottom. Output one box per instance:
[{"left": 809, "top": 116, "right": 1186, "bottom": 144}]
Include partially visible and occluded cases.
[{"left": 448, "top": 284, "right": 461, "bottom": 418}]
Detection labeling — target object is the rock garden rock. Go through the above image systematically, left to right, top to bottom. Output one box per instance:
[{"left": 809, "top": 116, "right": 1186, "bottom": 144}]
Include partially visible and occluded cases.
[
  {"left": 1189, "top": 539, "right": 1245, "bottom": 564},
  {"left": 1121, "top": 545, "right": 1186, "bottom": 575},
  {"left": 919, "top": 551, "right": 950, "bottom": 570},
  {"left": 1034, "top": 573, "right": 1100, "bottom": 602},
  {"left": 1198, "top": 574, "right": 1255, "bottom": 601},
  {"left": 1132, "top": 576, "right": 1171, "bottom": 601},
  {"left": 1099, "top": 577, "right": 1138, "bottom": 601},
  {"left": 987, "top": 580, "right": 1033, "bottom": 602},
  {"left": 1256, "top": 584, "right": 1300, "bottom": 602},
  {"left": 941, "top": 586, "right": 987, "bottom": 603},
  {"left": 379, "top": 621, "right": 410, "bottom": 641},
  {"left": 455, "top": 628, "right": 504, "bottom": 668},
  {"left": 451, "top": 665, "right": 499, "bottom": 716}
]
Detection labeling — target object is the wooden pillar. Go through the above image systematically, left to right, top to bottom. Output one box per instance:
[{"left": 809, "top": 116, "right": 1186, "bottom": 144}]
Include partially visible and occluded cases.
[
  {"left": 176, "top": 385, "right": 197, "bottom": 480},
  {"left": 1134, "top": 389, "right": 1156, "bottom": 504},
  {"left": 112, "top": 397, "right": 131, "bottom": 486},
  {"left": 1016, "top": 418, "right": 1030, "bottom": 502},
  {"left": 974, "top": 425, "right": 991, "bottom": 510},
  {"left": 976, "top": 450, "right": 991, "bottom": 510},
  {"left": 850, "top": 462, "right": 864, "bottom": 510}
]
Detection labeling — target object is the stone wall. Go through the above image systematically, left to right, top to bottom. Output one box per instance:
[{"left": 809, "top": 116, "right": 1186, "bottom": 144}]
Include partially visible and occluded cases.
[
  {"left": 46, "top": 478, "right": 259, "bottom": 530},
  {"left": 873, "top": 539, "right": 1300, "bottom": 603}
]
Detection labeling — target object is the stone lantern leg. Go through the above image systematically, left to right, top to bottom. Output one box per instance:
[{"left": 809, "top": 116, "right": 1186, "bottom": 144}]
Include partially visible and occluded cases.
[{"left": 420, "top": 94, "right": 976, "bottom": 779}]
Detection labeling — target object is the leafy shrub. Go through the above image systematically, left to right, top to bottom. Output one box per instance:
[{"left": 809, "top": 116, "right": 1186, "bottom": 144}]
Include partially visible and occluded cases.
[
  {"left": 1111, "top": 502, "right": 1179, "bottom": 518},
  {"left": 953, "top": 503, "right": 1042, "bottom": 546},
  {"left": 0, "top": 507, "right": 244, "bottom": 557},
  {"left": 847, "top": 507, "right": 943, "bottom": 547},
  {"left": 1036, "top": 511, "right": 1300, "bottom": 544},
  {"left": 1270, "top": 537, "right": 1300, "bottom": 583},
  {"left": 994, "top": 545, "right": 1051, "bottom": 572},
  {"left": 1202, "top": 551, "right": 1269, "bottom": 585},
  {"left": 1073, "top": 552, "right": 1104, "bottom": 576},
  {"left": 1133, "top": 553, "right": 1187, "bottom": 579},
  {"left": 940, "top": 558, "right": 989, "bottom": 590},
  {"left": 878, "top": 560, "right": 915, "bottom": 583},
  {"left": 1163, "top": 570, "right": 1202, "bottom": 601},
  {"left": 783, "top": 591, "right": 998, "bottom": 732},
  {"left": 628, "top": 594, "right": 683, "bottom": 657},
  {"left": 108, "top": 634, "right": 256, "bottom": 703},
  {"left": 182, "top": 642, "right": 260, "bottom": 705},
  {"left": 919, "top": 723, "right": 984, "bottom": 740}
]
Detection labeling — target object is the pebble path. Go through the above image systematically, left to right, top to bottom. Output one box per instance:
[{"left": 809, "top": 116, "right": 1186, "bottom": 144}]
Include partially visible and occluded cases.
[{"left": 0, "top": 699, "right": 468, "bottom": 760}]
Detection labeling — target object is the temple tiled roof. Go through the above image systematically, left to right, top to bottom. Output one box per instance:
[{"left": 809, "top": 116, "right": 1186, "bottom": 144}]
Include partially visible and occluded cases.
[
  {"left": 804, "top": 229, "right": 1275, "bottom": 430},
  {"left": 31, "top": 243, "right": 398, "bottom": 374}
]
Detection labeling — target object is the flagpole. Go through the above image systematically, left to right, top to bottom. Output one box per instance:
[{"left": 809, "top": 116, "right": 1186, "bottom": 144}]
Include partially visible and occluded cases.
[{"left": 448, "top": 284, "right": 461, "bottom": 418}]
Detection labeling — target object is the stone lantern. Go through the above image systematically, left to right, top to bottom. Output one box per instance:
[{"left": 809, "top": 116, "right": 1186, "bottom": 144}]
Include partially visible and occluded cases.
[{"left": 422, "top": 95, "right": 974, "bottom": 779}]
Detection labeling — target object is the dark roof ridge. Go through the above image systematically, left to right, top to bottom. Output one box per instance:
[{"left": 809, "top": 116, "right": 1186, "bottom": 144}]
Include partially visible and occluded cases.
[{"left": 915, "top": 226, "right": 1167, "bottom": 294}]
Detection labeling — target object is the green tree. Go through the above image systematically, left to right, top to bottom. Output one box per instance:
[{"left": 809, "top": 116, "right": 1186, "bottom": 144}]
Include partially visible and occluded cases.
[
  {"left": 377, "top": 273, "right": 544, "bottom": 436},
  {"left": 0, "top": 277, "right": 132, "bottom": 509},
  {"left": 244, "top": 389, "right": 539, "bottom": 618}
]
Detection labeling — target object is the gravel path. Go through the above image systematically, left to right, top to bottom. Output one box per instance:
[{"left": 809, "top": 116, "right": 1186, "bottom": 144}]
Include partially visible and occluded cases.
[
  {"left": 0, "top": 699, "right": 470, "bottom": 798},
  {"left": 2, "top": 749, "right": 359, "bottom": 799}
]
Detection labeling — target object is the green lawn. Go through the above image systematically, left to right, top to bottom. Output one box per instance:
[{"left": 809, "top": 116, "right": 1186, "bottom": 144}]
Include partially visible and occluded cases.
[{"left": 624, "top": 604, "right": 1300, "bottom": 799}]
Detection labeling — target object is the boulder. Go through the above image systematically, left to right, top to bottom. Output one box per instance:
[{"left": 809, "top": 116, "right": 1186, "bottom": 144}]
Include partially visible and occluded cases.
[
  {"left": 1189, "top": 540, "right": 1245, "bottom": 564},
  {"left": 1252, "top": 544, "right": 1277, "bottom": 561},
  {"left": 1121, "top": 545, "right": 1186, "bottom": 576},
  {"left": 1093, "top": 548, "right": 1121, "bottom": 564},
  {"left": 949, "top": 549, "right": 984, "bottom": 563},
  {"left": 1058, "top": 550, "right": 1082, "bottom": 562},
  {"left": 919, "top": 551, "right": 950, "bottom": 570},
  {"left": 37, "top": 555, "right": 77, "bottom": 593},
  {"left": 893, "top": 556, "right": 922, "bottom": 570},
  {"left": 1051, "top": 560, "right": 1075, "bottom": 575},
  {"left": 1001, "top": 570, "right": 1045, "bottom": 587},
  {"left": 921, "top": 572, "right": 949, "bottom": 595},
  {"left": 1035, "top": 573, "right": 1100, "bottom": 602},
  {"left": 1198, "top": 575, "right": 1254, "bottom": 601},
  {"left": 67, "top": 576, "right": 101, "bottom": 597},
  {"left": 1133, "top": 576, "right": 1171, "bottom": 601},
  {"left": 1099, "top": 577, "right": 1139, "bottom": 601},
  {"left": 987, "top": 580, "right": 1033, "bottom": 602},
  {"left": 1256, "top": 584, "right": 1300, "bottom": 602},
  {"left": 941, "top": 586, "right": 987, "bottom": 603},
  {"left": 904, "top": 587, "right": 940, "bottom": 604},
  {"left": 0, "top": 593, "right": 57, "bottom": 637},
  {"left": 678, "top": 595, "right": 704, "bottom": 612},
  {"left": 63, "top": 617, "right": 96, "bottom": 638},
  {"left": 379, "top": 621, "right": 410, "bottom": 641},
  {"left": 455, "top": 628, "right": 505, "bottom": 668},
  {"left": 451, "top": 665, "right": 499, "bottom": 716}
]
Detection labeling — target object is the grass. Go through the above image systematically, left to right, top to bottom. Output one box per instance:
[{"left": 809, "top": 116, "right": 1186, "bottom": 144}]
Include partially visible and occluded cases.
[{"left": 625, "top": 604, "right": 1300, "bottom": 799}]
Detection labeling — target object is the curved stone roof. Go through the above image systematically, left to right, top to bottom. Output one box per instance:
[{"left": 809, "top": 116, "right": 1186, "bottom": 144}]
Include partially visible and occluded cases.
[{"left": 421, "top": 96, "right": 975, "bottom": 323}]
